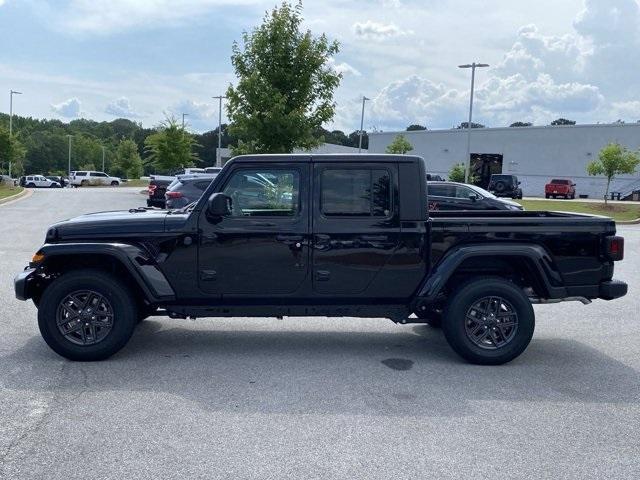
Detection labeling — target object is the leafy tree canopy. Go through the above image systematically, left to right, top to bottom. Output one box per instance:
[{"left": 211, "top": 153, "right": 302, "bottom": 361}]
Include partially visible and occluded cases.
[
  {"left": 226, "top": 1, "right": 341, "bottom": 154},
  {"left": 144, "top": 117, "right": 200, "bottom": 173},
  {"left": 550, "top": 118, "right": 576, "bottom": 126},
  {"left": 509, "top": 122, "right": 533, "bottom": 127},
  {"left": 406, "top": 124, "right": 427, "bottom": 131},
  {"left": 385, "top": 134, "right": 413, "bottom": 154},
  {"left": 114, "top": 138, "right": 143, "bottom": 179},
  {"left": 587, "top": 143, "right": 640, "bottom": 203},
  {"left": 448, "top": 163, "right": 466, "bottom": 183}
]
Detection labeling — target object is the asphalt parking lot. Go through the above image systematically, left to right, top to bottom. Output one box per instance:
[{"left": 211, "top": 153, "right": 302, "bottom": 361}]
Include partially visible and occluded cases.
[{"left": 1, "top": 187, "right": 639, "bottom": 479}]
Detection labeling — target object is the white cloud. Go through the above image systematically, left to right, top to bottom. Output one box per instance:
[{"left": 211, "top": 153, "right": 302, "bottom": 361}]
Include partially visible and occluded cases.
[
  {"left": 352, "top": 20, "right": 412, "bottom": 40},
  {"left": 328, "top": 58, "right": 361, "bottom": 77},
  {"left": 105, "top": 96, "right": 139, "bottom": 117},
  {"left": 51, "top": 97, "right": 82, "bottom": 118}
]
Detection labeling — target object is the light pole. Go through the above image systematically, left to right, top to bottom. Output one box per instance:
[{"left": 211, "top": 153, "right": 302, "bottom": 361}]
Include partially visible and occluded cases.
[
  {"left": 458, "top": 62, "right": 489, "bottom": 183},
  {"left": 8, "top": 90, "right": 23, "bottom": 178},
  {"left": 212, "top": 95, "right": 226, "bottom": 167},
  {"left": 358, "top": 95, "right": 370, "bottom": 153},
  {"left": 182, "top": 113, "right": 189, "bottom": 129},
  {"left": 67, "top": 135, "right": 73, "bottom": 182},
  {"left": 101, "top": 146, "right": 106, "bottom": 172}
]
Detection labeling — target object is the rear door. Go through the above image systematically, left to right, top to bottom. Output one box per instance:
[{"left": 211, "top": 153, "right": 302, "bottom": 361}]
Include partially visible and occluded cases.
[{"left": 311, "top": 161, "right": 400, "bottom": 296}]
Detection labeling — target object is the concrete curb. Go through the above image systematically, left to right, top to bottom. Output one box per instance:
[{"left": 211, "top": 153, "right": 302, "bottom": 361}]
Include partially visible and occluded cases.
[
  {"left": 0, "top": 188, "right": 31, "bottom": 206},
  {"left": 617, "top": 218, "right": 640, "bottom": 225}
]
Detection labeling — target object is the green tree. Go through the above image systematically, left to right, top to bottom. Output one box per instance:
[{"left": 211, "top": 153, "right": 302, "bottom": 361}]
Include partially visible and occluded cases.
[
  {"left": 226, "top": 1, "right": 341, "bottom": 154},
  {"left": 144, "top": 117, "right": 199, "bottom": 173},
  {"left": 550, "top": 118, "right": 576, "bottom": 126},
  {"left": 510, "top": 121, "right": 533, "bottom": 127},
  {"left": 0, "top": 124, "right": 26, "bottom": 176},
  {"left": 406, "top": 124, "right": 427, "bottom": 131},
  {"left": 385, "top": 134, "right": 414, "bottom": 154},
  {"left": 114, "top": 139, "right": 143, "bottom": 179},
  {"left": 587, "top": 143, "right": 640, "bottom": 204},
  {"left": 448, "top": 163, "right": 466, "bottom": 183}
]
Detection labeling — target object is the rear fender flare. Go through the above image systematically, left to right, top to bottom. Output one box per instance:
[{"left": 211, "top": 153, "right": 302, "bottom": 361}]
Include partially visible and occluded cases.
[{"left": 416, "top": 243, "right": 566, "bottom": 303}]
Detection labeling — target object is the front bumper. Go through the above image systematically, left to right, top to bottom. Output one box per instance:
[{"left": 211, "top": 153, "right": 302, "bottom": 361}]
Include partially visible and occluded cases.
[
  {"left": 14, "top": 267, "right": 37, "bottom": 301},
  {"left": 599, "top": 279, "right": 628, "bottom": 300}
]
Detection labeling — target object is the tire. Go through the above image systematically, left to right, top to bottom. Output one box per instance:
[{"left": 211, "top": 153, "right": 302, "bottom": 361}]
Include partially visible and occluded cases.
[
  {"left": 81, "top": 180, "right": 89, "bottom": 186},
  {"left": 111, "top": 181, "right": 119, "bottom": 186},
  {"left": 494, "top": 181, "right": 506, "bottom": 194},
  {"left": 26, "top": 183, "right": 35, "bottom": 188},
  {"left": 545, "top": 194, "right": 550, "bottom": 199},
  {"left": 37, "top": 269, "right": 138, "bottom": 361},
  {"left": 442, "top": 277, "right": 535, "bottom": 365}
]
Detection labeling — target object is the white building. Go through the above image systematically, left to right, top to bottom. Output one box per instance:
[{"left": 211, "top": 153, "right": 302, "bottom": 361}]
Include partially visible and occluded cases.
[{"left": 369, "top": 123, "right": 640, "bottom": 198}]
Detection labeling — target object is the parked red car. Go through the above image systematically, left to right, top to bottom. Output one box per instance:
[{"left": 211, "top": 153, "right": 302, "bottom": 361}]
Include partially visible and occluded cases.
[{"left": 545, "top": 179, "right": 576, "bottom": 199}]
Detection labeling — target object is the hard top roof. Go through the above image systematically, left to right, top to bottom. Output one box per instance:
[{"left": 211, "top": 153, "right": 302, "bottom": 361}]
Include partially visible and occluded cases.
[{"left": 230, "top": 153, "right": 424, "bottom": 164}]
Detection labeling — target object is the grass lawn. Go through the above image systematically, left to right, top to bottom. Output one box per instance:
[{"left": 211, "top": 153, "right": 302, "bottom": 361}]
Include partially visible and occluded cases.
[
  {"left": 121, "top": 179, "right": 149, "bottom": 188},
  {"left": 0, "top": 185, "right": 24, "bottom": 201},
  {"left": 517, "top": 199, "right": 640, "bottom": 222}
]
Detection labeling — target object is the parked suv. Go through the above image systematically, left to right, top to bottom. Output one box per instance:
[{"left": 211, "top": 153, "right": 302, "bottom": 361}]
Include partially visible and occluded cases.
[
  {"left": 70, "top": 171, "right": 121, "bottom": 187},
  {"left": 165, "top": 174, "right": 218, "bottom": 209},
  {"left": 488, "top": 174, "right": 522, "bottom": 199},
  {"left": 20, "top": 175, "right": 61, "bottom": 188},
  {"left": 545, "top": 179, "right": 576, "bottom": 199}
]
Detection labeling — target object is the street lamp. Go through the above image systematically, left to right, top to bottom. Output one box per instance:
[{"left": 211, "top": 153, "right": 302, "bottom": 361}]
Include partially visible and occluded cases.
[
  {"left": 458, "top": 62, "right": 489, "bottom": 183},
  {"left": 8, "top": 89, "right": 23, "bottom": 178},
  {"left": 212, "top": 95, "right": 226, "bottom": 167},
  {"left": 358, "top": 95, "right": 370, "bottom": 153},
  {"left": 67, "top": 135, "right": 73, "bottom": 182}
]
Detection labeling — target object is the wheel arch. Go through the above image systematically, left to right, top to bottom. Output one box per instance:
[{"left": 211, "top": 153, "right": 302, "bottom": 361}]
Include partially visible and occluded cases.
[
  {"left": 31, "top": 243, "right": 175, "bottom": 305},
  {"left": 415, "top": 243, "right": 567, "bottom": 306}
]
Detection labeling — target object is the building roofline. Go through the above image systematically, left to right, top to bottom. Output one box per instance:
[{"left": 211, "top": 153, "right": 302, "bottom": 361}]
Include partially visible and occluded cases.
[{"left": 369, "top": 122, "right": 640, "bottom": 136}]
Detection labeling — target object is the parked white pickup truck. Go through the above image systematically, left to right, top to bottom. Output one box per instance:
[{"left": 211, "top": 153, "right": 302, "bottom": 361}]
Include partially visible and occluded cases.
[{"left": 70, "top": 171, "right": 121, "bottom": 187}]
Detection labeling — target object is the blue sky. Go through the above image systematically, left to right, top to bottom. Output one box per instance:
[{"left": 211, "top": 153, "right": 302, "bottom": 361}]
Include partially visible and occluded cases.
[{"left": 1, "top": 0, "right": 639, "bottom": 133}]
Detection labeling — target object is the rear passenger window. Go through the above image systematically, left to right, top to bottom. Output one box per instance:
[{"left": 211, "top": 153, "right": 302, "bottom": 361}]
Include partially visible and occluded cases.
[
  {"left": 321, "top": 169, "right": 391, "bottom": 217},
  {"left": 195, "top": 181, "right": 212, "bottom": 191}
]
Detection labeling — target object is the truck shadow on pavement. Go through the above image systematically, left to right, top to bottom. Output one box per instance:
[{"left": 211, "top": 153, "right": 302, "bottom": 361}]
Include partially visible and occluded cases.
[{"left": 3, "top": 319, "right": 639, "bottom": 418}]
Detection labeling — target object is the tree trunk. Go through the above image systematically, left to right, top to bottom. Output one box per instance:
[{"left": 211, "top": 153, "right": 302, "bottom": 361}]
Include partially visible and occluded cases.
[{"left": 604, "top": 176, "right": 611, "bottom": 206}]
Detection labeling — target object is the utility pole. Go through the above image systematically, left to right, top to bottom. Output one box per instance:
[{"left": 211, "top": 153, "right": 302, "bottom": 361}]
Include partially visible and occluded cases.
[
  {"left": 458, "top": 62, "right": 489, "bottom": 183},
  {"left": 8, "top": 90, "right": 23, "bottom": 178},
  {"left": 212, "top": 96, "right": 226, "bottom": 167},
  {"left": 358, "top": 96, "right": 370, "bottom": 153},
  {"left": 182, "top": 113, "right": 189, "bottom": 129},
  {"left": 67, "top": 135, "right": 73, "bottom": 182}
]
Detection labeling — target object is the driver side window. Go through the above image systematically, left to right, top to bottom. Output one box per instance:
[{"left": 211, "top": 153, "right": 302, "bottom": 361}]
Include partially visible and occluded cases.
[{"left": 222, "top": 168, "right": 300, "bottom": 217}]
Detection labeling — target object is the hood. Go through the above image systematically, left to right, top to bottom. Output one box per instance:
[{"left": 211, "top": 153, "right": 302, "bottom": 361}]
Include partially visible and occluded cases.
[{"left": 49, "top": 208, "right": 169, "bottom": 240}]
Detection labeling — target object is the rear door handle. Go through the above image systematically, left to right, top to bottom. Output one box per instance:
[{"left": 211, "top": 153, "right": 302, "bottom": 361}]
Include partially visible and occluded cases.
[
  {"left": 250, "top": 221, "right": 276, "bottom": 227},
  {"left": 276, "top": 234, "right": 304, "bottom": 242}
]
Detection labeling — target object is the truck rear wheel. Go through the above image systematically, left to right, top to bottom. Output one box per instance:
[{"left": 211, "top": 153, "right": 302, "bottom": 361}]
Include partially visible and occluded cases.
[
  {"left": 37, "top": 269, "right": 137, "bottom": 361},
  {"left": 442, "top": 277, "right": 534, "bottom": 365}
]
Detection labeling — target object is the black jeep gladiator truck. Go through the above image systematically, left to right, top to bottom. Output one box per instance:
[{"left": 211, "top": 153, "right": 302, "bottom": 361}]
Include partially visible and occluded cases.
[{"left": 14, "top": 154, "right": 627, "bottom": 365}]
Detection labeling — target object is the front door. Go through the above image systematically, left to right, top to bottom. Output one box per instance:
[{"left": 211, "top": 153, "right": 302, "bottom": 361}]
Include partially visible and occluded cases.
[
  {"left": 311, "top": 162, "right": 401, "bottom": 296},
  {"left": 197, "top": 163, "right": 310, "bottom": 297}
]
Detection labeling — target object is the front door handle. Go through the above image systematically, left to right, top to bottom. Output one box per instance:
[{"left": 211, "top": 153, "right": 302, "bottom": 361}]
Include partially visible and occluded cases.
[
  {"left": 359, "top": 235, "right": 387, "bottom": 242},
  {"left": 315, "top": 270, "right": 330, "bottom": 281}
]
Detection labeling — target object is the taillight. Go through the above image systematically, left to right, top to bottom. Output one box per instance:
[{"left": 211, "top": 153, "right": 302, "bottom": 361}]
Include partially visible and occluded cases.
[
  {"left": 148, "top": 185, "right": 157, "bottom": 196},
  {"left": 166, "top": 191, "right": 183, "bottom": 199},
  {"left": 606, "top": 236, "right": 624, "bottom": 261}
]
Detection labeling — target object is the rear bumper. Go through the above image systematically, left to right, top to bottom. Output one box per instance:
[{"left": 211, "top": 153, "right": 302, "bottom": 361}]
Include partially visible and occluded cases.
[
  {"left": 147, "top": 198, "right": 165, "bottom": 208},
  {"left": 14, "top": 267, "right": 37, "bottom": 301},
  {"left": 599, "top": 280, "right": 628, "bottom": 300}
]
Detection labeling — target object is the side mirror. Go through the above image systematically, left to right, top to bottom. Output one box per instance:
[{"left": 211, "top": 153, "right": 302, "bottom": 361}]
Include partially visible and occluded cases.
[
  {"left": 517, "top": 181, "right": 522, "bottom": 185},
  {"left": 572, "top": 183, "right": 576, "bottom": 187},
  {"left": 207, "top": 193, "right": 232, "bottom": 217},
  {"left": 469, "top": 194, "right": 478, "bottom": 202}
]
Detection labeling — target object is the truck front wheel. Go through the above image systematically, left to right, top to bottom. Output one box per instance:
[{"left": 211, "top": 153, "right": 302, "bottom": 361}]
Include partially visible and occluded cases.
[
  {"left": 37, "top": 269, "right": 137, "bottom": 361},
  {"left": 442, "top": 277, "right": 534, "bottom": 365}
]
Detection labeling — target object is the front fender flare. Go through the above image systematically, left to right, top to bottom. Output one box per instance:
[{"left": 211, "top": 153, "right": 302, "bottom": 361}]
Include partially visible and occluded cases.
[
  {"left": 37, "top": 242, "right": 175, "bottom": 302},
  {"left": 416, "top": 243, "right": 566, "bottom": 303}
]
